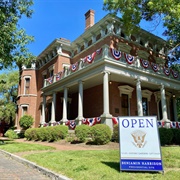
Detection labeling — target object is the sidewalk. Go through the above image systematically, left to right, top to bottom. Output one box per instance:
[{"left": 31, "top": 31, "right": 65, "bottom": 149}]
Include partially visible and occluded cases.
[{"left": 0, "top": 150, "right": 71, "bottom": 180}]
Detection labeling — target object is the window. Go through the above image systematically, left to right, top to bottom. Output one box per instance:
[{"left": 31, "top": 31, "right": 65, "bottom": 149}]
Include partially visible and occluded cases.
[
  {"left": 50, "top": 69, "right": 54, "bottom": 77},
  {"left": 25, "top": 78, "right": 30, "bottom": 94},
  {"left": 121, "top": 94, "right": 129, "bottom": 116},
  {"left": 142, "top": 97, "right": 148, "bottom": 116},
  {"left": 22, "top": 106, "right": 28, "bottom": 116}
]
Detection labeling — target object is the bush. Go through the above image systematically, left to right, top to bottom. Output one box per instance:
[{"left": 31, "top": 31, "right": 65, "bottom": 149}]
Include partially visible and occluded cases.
[
  {"left": 19, "top": 115, "right": 34, "bottom": 130},
  {"left": 91, "top": 124, "right": 112, "bottom": 145},
  {"left": 112, "top": 124, "right": 119, "bottom": 142},
  {"left": 53, "top": 125, "right": 68, "bottom": 139},
  {"left": 75, "top": 125, "right": 91, "bottom": 142},
  {"left": 36, "top": 127, "right": 49, "bottom": 141},
  {"left": 24, "top": 128, "right": 38, "bottom": 141},
  {"left": 159, "top": 128, "right": 173, "bottom": 146},
  {"left": 4, "top": 129, "right": 18, "bottom": 139},
  {"left": 172, "top": 129, "right": 180, "bottom": 145}
]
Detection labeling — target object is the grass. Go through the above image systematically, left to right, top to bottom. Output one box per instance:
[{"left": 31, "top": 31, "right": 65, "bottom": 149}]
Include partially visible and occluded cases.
[{"left": 0, "top": 141, "right": 180, "bottom": 180}]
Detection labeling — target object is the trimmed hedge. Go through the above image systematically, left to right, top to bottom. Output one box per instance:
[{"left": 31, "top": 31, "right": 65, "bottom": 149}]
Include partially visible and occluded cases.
[
  {"left": 19, "top": 115, "right": 34, "bottom": 130},
  {"left": 75, "top": 124, "right": 91, "bottom": 142},
  {"left": 91, "top": 124, "right": 112, "bottom": 145},
  {"left": 112, "top": 124, "right": 119, "bottom": 142},
  {"left": 24, "top": 125, "right": 68, "bottom": 142},
  {"left": 158, "top": 128, "right": 173, "bottom": 146},
  {"left": 4, "top": 130, "right": 18, "bottom": 139}
]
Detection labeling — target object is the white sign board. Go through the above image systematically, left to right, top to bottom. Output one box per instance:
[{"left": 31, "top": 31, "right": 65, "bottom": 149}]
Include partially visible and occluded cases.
[{"left": 118, "top": 116, "right": 163, "bottom": 172}]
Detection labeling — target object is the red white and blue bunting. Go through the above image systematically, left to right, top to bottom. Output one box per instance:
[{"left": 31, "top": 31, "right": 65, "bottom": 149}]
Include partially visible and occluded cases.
[
  {"left": 96, "top": 48, "right": 102, "bottom": 55},
  {"left": 110, "top": 48, "right": 122, "bottom": 60},
  {"left": 86, "top": 52, "right": 96, "bottom": 63},
  {"left": 124, "top": 53, "right": 135, "bottom": 64},
  {"left": 140, "top": 59, "right": 149, "bottom": 68},
  {"left": 70, "top": 62, "right": 78, "bottom": 72},
  {"left": 151, "top": 62, "right": 159, "bottom": 72},
  {"left": 163, "top": 67, "right": 171, "bottom": 76},
  {"left": 172, "top": 70, "right": 179, "bottom": 78},
  {"left": 56, "top": 72, "right": 62, "bottom": 81},
  {"left": 47, "top": 76, "right": 53, "bottom": 84},
  {"left": 82, "top": 117, "right": 101, "bottom": 126},
  {"left": 112, "top": 117, "right": 119, "bottom": 125},
  {"left": 65, "top": 120, "right": 76, "bottom": 130}
]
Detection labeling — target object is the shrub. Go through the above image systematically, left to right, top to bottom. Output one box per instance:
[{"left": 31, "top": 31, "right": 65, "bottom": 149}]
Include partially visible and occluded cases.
[
  {"left": 19, "top": 115, "right": 34, "bottom": 130},
  {"left": 91, "top": 124, "right": 112, "bottom": 145},
  {"left": 112, "top": 124, "right": 119, "bottom": 142},
  {"left": 53, "top": 125, "right": 68, "bottom": 139},
  {"left": 75, "top": 125, "right": 91, "bottom": 142},
  {"left": 36, "top": 127, "right": 49, "bottom": 141},
  {"left": 24, "top": 128, "right": 38, "bottom": 141},
  {"left": 159, "top": 128, "right": 173, "bottom": 146},
  {"left": 4, "top": 129, "right": 18, "bottom": 139},
  {"left": 172, "top": 129, "right": 180, "bottom": 145}
]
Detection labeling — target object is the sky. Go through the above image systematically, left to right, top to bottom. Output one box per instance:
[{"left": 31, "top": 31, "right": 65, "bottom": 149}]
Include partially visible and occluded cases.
[{"left": 19, "top": 0, "right": 166, "bottom": 57}]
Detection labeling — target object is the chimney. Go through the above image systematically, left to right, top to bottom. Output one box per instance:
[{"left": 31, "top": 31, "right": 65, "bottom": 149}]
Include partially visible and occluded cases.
[{"left": 85, "top": 9, "right": 95, "bottom": 30}]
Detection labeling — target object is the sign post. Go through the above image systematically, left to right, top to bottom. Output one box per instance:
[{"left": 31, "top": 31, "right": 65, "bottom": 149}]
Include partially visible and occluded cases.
[{"left": 118, "top": 116, "right": 163, "bottom": 172}]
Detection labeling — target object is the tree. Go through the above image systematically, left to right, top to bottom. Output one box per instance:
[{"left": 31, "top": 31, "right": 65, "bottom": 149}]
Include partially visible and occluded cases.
[
  {"left": 0, "top": 0, "right": 34, "bottom": 70},
  {"left": 103, "top": 0, "right": 180, "bottom": 64},
  {"left": 0, "top": 71, "right": 19, "bottom": 126}
]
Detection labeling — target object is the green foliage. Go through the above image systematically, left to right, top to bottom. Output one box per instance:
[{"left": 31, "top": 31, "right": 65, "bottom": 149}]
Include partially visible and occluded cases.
[
  {"left": 0, "top": 0, "right": 34, "bottom": 69},
  {"left": 103, "top": 0, "right": 180, "bottom": 45},
  {"left": 0, "top": 71, "right": 19, "bottom": 125},
  {"left": 19, "top": 115, "right": 34, "bottom": 129},
  {"left": 91, "top": 124, "right": 112, "bottom": 145},
  {"left": 112, "top": 124, "right": 119, "bottom": 142},
  {"left": 53, "top": 125, "right": 68, "bottom": 139},
  {"left": 75, "top": 125, "right": 91, "bottom": 142},
  {"left": 36, "top": 127, "right": 49, "bottom": 141},
  {"left": 24, "top": 128, "right": 38, "bottom": 141},
  {"left": 159, "top": 128, "right": 173, "bottom": 146},
  {"left": 4, "top": 129, "right": 18, "bottom": 139},
  {"left": 171, "top": 129, "right": 180, "bottom": 145}
]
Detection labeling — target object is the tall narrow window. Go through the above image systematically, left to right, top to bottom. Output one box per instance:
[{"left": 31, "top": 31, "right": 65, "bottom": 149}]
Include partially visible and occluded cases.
[
  {"left": 50, "top": 69, "right": 54, "bottom": 77},
  {"left": 25, "top": 78, "right": 30, "bottom": 94},
  {"left": 121, "top": 94, "right": 129, "bottom": 116},
  {"left": 142, "top": 97, "right": 148, "bottom": 116},
  {"left": 22, "top": 106, "right": 28, "bottom": 116}
]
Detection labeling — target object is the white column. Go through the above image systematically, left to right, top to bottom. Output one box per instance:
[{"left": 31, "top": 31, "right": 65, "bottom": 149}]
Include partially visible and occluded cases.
[
  {"left": 103, "top": 71, "right": 110, "bottom": 115},
  {"left": 136, "top": 79, "right": 143, "bottom": 116},
  {"left": 77, "top": 80, "right": 84, "bottom": 124},
  {"left": 160, "top": 84, "right": 168, "bottom": 120},
  {"left": 61, "top": 87, "right": 68, "bottom": 124},
  {"left": 50, "top": 92, "right": 56, "bottom": 124},
  {"left": 41, "top": 95, "right": 46, "bottom": 124},
  {"left": 173, "top": 96, "right": 178, "bottom": 121}
]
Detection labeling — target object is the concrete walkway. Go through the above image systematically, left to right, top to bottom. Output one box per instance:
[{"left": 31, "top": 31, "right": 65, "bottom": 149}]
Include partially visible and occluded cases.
[{"left": 0, "top": 150, "right": 71, "bottom": 180}]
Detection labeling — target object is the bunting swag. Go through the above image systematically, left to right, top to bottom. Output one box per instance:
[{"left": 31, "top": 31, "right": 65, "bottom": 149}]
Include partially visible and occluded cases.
[
  {"left": 96, "top": 48, "right": 102, "bottom": 55},
  {"left": 110, "top": 48, "right": 122, "bottom": 60},
  {"left": 86, "top": 52, "right": 96, "bottom": 63},
  {"left": 124, "top": 53, "right": 135, "bottom": 64},
  {"left": 140, "top": 59, "right": 149, "bottom": 68},
  {"left": 70, "top": 62, "right": 78, "bottom": 72},
  {"left": 151, "top": 62, "right": 159, "bottom": 72},
  {"left": 163, "top": 67, "right": 171, "bottom": 76},
  {"left": 172, "top": 70, "right": 179, "bottom": 78},
  {"left": 56, "top": 72, "right": 62, "bottom": 81},
  {"left": 47, "top": 76, "right": 53, "bottom": 84},
  {"left": 82, "top": 117, "right": 101, "bottom": 126},
  {"left": 112, "top": 117, "right": 119, "bottom": 124},
  {"left": 65, "top": 120, "right": 76, "bottom": 130}
]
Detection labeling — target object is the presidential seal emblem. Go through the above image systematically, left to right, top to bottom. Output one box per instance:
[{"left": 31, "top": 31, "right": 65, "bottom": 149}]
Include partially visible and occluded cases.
[{"left": 131, "top": 130, "right": 147, "bottom": 148}]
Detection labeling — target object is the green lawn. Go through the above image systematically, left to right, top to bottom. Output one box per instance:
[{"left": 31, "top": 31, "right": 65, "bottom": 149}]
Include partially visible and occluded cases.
[{"left": 0, "top": 141, "right": 180, "bottom": 180}]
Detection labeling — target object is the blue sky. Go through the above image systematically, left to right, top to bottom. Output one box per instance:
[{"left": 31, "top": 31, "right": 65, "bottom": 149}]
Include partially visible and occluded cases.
[{"left": 19, "top": 0, "right": 165, "bottom": 57}]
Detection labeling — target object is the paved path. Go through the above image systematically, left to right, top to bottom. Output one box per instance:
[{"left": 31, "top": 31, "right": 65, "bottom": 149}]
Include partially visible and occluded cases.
[{"left": 0, "top": 151, "right": 51, "bottom": 180}]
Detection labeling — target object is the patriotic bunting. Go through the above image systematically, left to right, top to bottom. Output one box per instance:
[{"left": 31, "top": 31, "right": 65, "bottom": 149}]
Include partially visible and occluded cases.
[
  {"left": 96, "top": 48, "right": 102, "bottom": 55},
  {"left": 110, "top": 48, "right": 122, "bottom": 60},
  {"left": 86, "top": 52, "right": 96, "bottom": 63},
  {"left": 124, "top": 53, "right": 135, "bottom": 64},
  {"left": 140, "top": 59, "right": 149, "bottom": 68},
  {"left": 70, "top": 62, "right": 78, "bottom": 72},
  {"left": 151, "top": 62, "right": 159, "bottom": 72},
  {"left": 163, "top": 67, "right": 171, "bottom": 76},
  {"left": 172, "top": 70, "right": 179, "bottom": 78},
  {"left": 56, "top": 72, "right": 62, "bottom": 81},
  {"left": 47, "top": 76, "right": 53, "bottom": 84},
  {"left": 82, "top": 117, "right": 101, "bottom": 126},
  {"left": 95, "top": 117, "right": 101, "bottom": 124},
  {"left": 112, "top": 117, "right": 119, "bottom": 124},
  {"left": 65, "top": 120, "right": 76, "bottom": 130}
]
